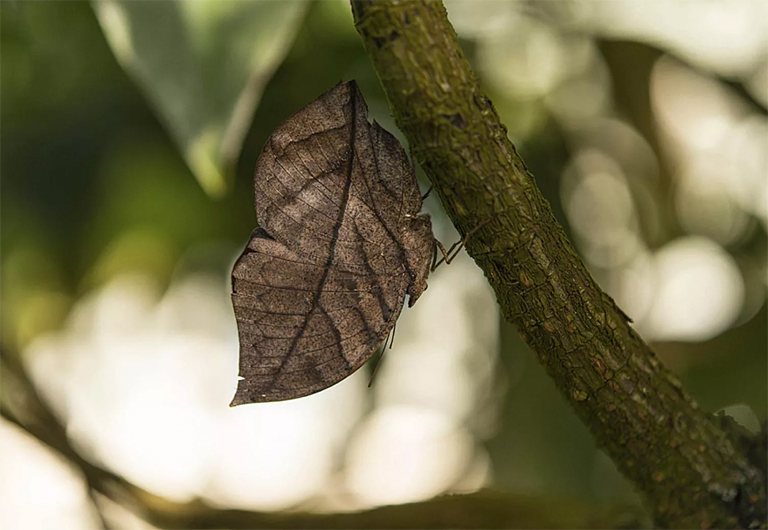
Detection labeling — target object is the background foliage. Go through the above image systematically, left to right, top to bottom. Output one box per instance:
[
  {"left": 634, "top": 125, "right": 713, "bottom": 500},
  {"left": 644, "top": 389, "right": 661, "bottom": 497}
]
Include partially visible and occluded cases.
[{"left": 2, "top": 1, "right": 766, "bottom": 528}]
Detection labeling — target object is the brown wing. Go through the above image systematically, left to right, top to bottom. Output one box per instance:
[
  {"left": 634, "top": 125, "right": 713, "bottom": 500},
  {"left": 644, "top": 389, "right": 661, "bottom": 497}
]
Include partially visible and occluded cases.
[
  {"left": 231, "top": 81, "right": 432, "bottom": 404},
  {"left": 230, "top": 228, "right": 407, "bottom": 403}
]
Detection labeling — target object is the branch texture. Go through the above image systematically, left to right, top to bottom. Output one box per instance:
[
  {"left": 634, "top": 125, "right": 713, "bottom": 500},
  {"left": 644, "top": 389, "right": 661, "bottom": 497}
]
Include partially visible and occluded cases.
[{"left": 351, "top": 1, "right": 766, "bottom": 527}]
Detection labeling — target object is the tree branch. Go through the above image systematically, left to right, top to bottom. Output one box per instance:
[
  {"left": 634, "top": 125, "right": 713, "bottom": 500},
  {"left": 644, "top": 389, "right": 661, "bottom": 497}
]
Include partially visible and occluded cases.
[{"left": 350, "top": 1, "right": 766, "bottom": 528}]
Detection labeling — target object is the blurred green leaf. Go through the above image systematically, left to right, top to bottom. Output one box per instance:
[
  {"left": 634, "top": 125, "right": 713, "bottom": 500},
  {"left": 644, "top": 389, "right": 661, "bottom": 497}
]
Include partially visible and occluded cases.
[{"left": 92, "top": 0, "right": 307, "bottom": 197}]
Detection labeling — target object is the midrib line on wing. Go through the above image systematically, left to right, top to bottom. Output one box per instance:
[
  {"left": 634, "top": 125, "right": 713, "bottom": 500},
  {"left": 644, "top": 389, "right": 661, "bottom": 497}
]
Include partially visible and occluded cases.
[
  {"left": 265, "top": 91, "right": 358, "bottom": 390},
  {"left": 352, "top": 221, "right": 393, "bottom": 323}
]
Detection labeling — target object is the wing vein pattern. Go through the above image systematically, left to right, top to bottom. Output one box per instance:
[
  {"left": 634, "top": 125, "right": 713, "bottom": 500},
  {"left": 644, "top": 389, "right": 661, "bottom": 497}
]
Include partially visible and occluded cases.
[{"left": 231, "top": 81, "right": 434, "bottom": 404}]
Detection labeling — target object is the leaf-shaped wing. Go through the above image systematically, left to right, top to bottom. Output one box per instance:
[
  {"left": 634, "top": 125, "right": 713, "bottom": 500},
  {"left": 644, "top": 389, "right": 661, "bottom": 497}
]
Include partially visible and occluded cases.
[{"left": 231, "top": 81, "right": 433, "bottom": 404}]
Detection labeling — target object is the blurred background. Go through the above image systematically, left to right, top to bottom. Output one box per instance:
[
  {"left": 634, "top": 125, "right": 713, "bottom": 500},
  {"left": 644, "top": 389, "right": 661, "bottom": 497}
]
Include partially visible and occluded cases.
[{"left": 1, "top": 1, "right": 766, "bottom": 528}]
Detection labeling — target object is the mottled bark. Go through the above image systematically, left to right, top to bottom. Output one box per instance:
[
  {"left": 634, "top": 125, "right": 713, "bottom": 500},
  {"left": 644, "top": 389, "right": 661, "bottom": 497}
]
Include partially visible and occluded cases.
[{"left": 350, "top": 1, "right": 766, "bottom": 527}]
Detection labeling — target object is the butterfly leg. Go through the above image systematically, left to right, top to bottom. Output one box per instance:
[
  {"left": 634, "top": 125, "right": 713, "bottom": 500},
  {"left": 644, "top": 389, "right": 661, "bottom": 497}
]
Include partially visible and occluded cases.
[
  {"left": 421, "top": 185, "right": 434, "bottom": 202},
  {"left": 431, "top": 218, "right": 490, "bottom": 271},
  {"left": 431, "top": 240, "right": 440, "bottom": 271}
]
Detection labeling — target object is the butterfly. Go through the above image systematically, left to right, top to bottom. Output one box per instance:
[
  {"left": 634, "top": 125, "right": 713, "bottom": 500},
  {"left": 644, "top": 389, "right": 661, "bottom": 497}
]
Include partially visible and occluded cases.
[{"left": 230, "top": 81, "right": 435, "bottom": 404}]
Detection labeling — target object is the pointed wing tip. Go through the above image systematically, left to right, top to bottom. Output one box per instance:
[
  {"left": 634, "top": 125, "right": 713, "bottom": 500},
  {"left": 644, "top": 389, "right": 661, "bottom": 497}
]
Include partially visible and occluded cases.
[
  {"left": 329, "top": 79, "right": 358, "bottom": 96},
  {"left": 331, "top": 79, "right": 365, "bottom": 110},
  {"left": 346, "top": 79, "right": 363, "bottom": 100},
  {"left": 230, "top": 377, "right": 340, "bottom": 405},
  {"left": 229, "top": 381, "right": 306, "bottom": 405},
  {"left": 229, "top": 387, "right": 249, "bottom": 407},
  {"left": 229, "top": 388, "right": 268, "bottom": 407}
]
